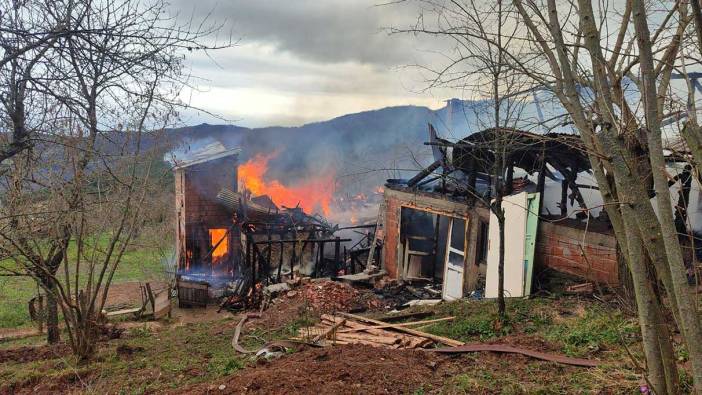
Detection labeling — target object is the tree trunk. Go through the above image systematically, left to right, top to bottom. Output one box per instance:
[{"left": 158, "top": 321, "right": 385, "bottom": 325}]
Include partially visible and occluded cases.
[
  {"left": 632, "top": 0, "right": 702, "bottom": 388},
  {"left": 681, "top": 124, "right": 702, "bottom": 169},
  {"left": 497, "top": 203, "right": 506, "bottom": 320},
  {"left": 622, "top": 209, "right": 677, "bottom": 394},
  {"left": 45, "top": 279, "right": 60, "bottom": 344}
]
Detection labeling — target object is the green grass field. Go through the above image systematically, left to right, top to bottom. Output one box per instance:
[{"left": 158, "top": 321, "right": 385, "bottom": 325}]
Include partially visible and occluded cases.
[{"left": 0, "top": 234, "right": 172, "bottom": 329}]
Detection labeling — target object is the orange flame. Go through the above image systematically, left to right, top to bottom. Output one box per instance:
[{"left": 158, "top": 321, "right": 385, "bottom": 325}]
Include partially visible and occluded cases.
[
  {"left": 238, "top": 153, "right": 335, "bottom": 215},
  {"left": 209, "top": 228, "right": 229, "bottom": 264}
]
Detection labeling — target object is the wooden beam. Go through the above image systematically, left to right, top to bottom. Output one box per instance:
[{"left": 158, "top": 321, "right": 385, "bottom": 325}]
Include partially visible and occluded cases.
[
  {"left": 338, "top": 312, "right": 464, "bottom": 347},
  {"left": 336, "top": 317, "right": 455, "bottom": 333}
]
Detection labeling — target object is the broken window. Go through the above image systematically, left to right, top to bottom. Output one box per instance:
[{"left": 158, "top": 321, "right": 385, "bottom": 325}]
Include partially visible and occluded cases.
[{"left": 400, "top": 207, "right": 444, "bottom": 281}]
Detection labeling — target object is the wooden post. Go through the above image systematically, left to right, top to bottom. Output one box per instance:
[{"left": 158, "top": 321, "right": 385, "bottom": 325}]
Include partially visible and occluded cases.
[
  {"left": 536, "top": 152, "right": 547, "bottom": 215},
  {"left": 468, "top": 160, "right": 477, "bottom": 193},
  {"left": 505, "top": 162, "right": 515, "bottom": 194},
  {"left": 560, "top": 179, "right": 568, "bottom": 218},
  {"left": 432, "top": 214, "right": 441, "bottom": 281},
  {"left": 267, "top": 229, "right": 272, "bottom": 271},
  {"left": 245, "top": 235, "right": 252, "bottom": 278},
  {"left": 334, "top": 237, "right": 341, "bottom": 275},
  {"left": 277, "top": 239, "right": 284, "bottom": 282},
  {"left": 290, "top": 240, "right": 297, "bottom": 281},
  {"left": 252, "top": 241, "right": 257, "bottom": 286},
  {"left": 343, "top": 246, "right": 348, "bottom": 273}
]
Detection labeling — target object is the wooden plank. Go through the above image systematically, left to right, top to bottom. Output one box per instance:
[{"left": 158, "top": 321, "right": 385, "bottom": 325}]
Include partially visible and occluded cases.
[
  {"left": 153, "top": 290, "right": 171, "bottom": 320},
  {"left": 105, "top": 307, "right": 141, "bottom": 317},
  {"left": 379, "top": 311, "right": 434, "bottom": 322},
  {"left": 338, "top": 312, "right": 464, "bottom": 347},
  {"left": 336, "top": 317, "right": 455, "bottom": 333},
  {"left": 311, "top": 319, "right": 346, "bottom": 343},
  {"left": 335, "top": 333, "right": 400, "bottom": 345},
  {"left": 428, "top": 343, "right": 599, "bottom": 367}
]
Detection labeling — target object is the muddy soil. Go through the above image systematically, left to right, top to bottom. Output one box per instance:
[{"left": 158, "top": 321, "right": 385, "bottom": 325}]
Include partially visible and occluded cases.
[
  {"left": 0, "top": 344, "right": 71, "bottom": 364},
  {"left": 175, "top": 345, "right": 456, "bottom": 395}
]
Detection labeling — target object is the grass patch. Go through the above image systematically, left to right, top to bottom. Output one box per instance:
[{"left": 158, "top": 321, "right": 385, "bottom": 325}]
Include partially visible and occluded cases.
[
  {"left": 0, "top": 233, "right": 170, "bottom": 329},
  {"left": 0, "top": 296, "right": 646, "bottom": 393},
  {"left": 543, "top": 304, "right": 638, "bottom": 357},
  {"left": 0, "top": 314, "right": 274, "bottom": 393}
]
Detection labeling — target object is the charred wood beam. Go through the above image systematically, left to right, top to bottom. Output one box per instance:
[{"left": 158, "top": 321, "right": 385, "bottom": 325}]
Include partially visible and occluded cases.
[
  {"left": 536, "top": 153, "right": 547, "bottom": 216},
  {"left": 407, "top": 160, "right": 442, "bottom": 187},
  {"left": 549, "top": 161, "right": 589, "bottom": 218},
  {"left": 505, "top": 163, "right": 515, "bottom": 195},
  {"left": 674, "top": 165, "right": 693, "bottom": 233},
  {"left": 560, "top": 179, "right": 569, "bottom": 218},
  {"left": 337, "top": 224, "right": 377, "bottom": 230},
  {"left": 266, "top": 230, "right": 272, "bottom": 275},
  {"left": 334, "top": 237, "right": 341, "bottom": 274},
  {"left": 253, "top": 238, "right": 351, "bottom": 244},
  {"left": 278, "top": 240, "right": 284, "bottom": 283},
  {"left": 290, "top": 241, "right": 297, "bottom": 281}
]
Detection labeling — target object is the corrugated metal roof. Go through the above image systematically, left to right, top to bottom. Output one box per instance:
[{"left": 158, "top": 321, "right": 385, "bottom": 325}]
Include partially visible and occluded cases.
[{"left": 171, "top": 141, "right": 241, "bottom": 170}]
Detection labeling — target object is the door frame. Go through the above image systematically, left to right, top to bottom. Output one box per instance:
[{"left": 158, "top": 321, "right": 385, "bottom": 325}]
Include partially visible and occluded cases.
[{"left": 442, "top": 216, "right": 468, "bottom": 301}]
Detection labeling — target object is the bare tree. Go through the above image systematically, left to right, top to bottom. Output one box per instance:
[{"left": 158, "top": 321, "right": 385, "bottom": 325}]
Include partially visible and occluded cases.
[
  {"left": 0, "top": 0, "right": 231, "bottom": 358},
  {"left": 393, "top": 0, "right": 552, "bottom": 320},
  {"left": 395, "top": 0, "right": 702, "bottom": 391},
  {"left": 508, "top": 0, "right": 695, "bottom": 392},
  {"left": 0, "top": 1, "right": 82, "bottom": 165}
]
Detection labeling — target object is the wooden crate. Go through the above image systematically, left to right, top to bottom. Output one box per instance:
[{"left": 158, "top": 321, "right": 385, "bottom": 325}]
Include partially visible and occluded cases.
[{"left": 177, "top": 278, "right": 209, "bottom": 308}]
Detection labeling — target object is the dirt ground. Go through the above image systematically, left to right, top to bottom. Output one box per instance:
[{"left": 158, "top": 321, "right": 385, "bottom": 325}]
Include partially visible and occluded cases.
[
  {"left": 103, "top": 281, "right": 168, "bottom": 309},
  {"left": 0, "top": 282, "right": 647, "bottom": 394},
  {"left": 175, "top": 343, "right": 592, "bottom": 395},
  {"left": 0, "top": 344, "right": 71, "bottom": 364},
  {"left": 175, "top": 345, "right": 455, "bottom": 394}
]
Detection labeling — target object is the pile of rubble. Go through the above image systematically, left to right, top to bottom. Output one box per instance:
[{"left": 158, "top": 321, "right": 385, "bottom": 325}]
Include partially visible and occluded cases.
[{"left": 302, "top": 281, "right": 363, "bottom": 313}]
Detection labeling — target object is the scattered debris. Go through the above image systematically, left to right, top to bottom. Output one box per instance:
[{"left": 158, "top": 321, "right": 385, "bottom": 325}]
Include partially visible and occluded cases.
[
  {"left": 264, "top": 282, "right": 291, "bottom": 296},
  {"left": 374, "top": 282, "right": 442, "bottom": 309},
  {"left": 565, "top": 282, "right": 595, "bottom": 295},
  {"left": 403, "top": 299, "right": 442, "bottom": 307},
  {"left": 293, "top": 313, "right": 460, "bottom": 349},
  {"left": 429, "top": 343, "right": 599, "bottom": 367}
]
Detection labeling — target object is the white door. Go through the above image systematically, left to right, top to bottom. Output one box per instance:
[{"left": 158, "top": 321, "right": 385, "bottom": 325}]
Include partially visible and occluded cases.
[
  {"left": 485, "top": 192, "right": 528, "bottom": 298},
  {"left": 443, "top": 217, "right": 466, "bottom": 301}
]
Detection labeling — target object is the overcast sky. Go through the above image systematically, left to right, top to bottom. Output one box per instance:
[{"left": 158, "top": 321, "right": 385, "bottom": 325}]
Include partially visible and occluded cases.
[{"left": 170, "top": 0, "right": 451, "bottom": 128}]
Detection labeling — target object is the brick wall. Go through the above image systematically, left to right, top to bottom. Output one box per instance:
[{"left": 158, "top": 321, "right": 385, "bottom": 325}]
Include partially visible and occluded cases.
[
  {"left": 175, "top": 154, "right": 239, "bottom": 273},
  {"left": 383, "top": 193, "right": 401, "bottom": 278},
  {"left": 535, "top": 221, "right": 618, "bottom": 285}
]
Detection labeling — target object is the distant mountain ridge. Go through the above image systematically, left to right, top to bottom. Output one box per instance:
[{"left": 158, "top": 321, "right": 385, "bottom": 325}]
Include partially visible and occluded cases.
[
  {"left": 164, "top": 95, "right": 573, "bottom": 198},
  {"left": 165, "top": 105, "right": 441, "bottom": 197}
]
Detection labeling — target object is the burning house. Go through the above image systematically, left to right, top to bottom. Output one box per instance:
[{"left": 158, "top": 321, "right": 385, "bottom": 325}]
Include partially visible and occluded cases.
[
  {"left": 169, "top": 141, "right": 370, "bottom": 307},
  {"left": 173, "top": 145, "right": 241, "bottom": 280}
]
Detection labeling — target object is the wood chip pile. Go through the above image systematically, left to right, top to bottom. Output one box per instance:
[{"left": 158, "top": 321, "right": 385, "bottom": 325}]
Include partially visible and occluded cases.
[{"left": 294, "top": 313, "right": 458, "bottom": 350}]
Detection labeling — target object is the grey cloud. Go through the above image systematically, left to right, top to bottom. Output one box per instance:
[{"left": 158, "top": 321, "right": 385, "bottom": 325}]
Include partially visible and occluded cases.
[{"left": 170, "top": 0, "right": 421, "bottom": 65}]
